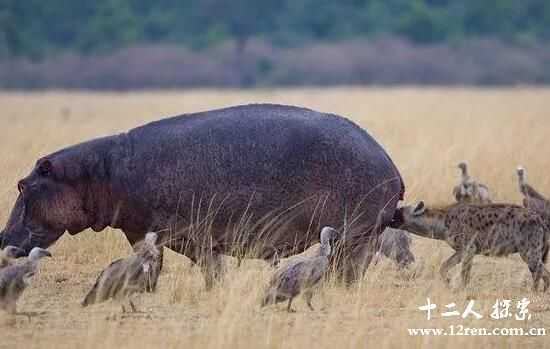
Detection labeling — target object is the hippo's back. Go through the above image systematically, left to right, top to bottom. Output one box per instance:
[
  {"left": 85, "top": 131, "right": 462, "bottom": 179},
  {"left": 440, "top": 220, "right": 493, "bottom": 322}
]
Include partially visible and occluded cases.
[{"left": 123, "top": 104, "right": 403, "bottom": 252}]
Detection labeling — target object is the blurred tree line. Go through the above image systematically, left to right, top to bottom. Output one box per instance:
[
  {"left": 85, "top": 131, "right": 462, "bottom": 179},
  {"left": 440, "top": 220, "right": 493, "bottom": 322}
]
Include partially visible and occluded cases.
[{"left": 1, "top": 0, "right": 549, "bottom": 59}]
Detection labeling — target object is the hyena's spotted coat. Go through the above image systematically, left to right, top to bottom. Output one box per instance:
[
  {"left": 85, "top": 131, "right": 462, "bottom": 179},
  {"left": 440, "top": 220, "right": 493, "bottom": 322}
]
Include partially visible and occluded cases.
[{"left": 392, "top": 202, "right": 550, "bottom": 290}]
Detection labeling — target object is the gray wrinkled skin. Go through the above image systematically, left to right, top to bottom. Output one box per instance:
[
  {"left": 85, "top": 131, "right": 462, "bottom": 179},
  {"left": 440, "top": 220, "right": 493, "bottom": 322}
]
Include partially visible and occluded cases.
[{"left": 0, "top": 104, "right": 404, "bottom": 285}]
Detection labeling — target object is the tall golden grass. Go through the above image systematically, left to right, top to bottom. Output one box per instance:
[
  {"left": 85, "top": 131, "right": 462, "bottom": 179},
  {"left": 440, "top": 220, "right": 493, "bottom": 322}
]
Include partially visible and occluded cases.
[{"left": 1, "top": 88, "right": 550, "bottom": 348}]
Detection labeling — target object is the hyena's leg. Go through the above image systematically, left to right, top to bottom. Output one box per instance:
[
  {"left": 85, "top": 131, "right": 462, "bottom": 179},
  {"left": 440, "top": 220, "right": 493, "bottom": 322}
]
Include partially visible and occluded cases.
[
  {"left": 539, "top": 242, "right": 550, "bottom": 291},
  {"left": 521, "top": 248, "right": 547, "bottom": 292},
  {"left": 440, "top": 251, "right": 463, "bottom": 284},
  {"left": 460, "top": 251, "right": 475, "bottom": 287},
  {"left": 528, "top": 259, "right": 543, "bottom": 292},
  {"left": 540, "top": 266, "right": 550, "bottom": 292}
]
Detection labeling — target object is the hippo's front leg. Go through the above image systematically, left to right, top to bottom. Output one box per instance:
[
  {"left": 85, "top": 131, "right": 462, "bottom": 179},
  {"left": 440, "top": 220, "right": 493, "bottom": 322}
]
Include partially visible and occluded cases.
[
  {"left": 161, "top": 234, "right": 224, "bottom": 290},
  {"left": 200, "top": 252, "right": 224, "bottom": 290}
]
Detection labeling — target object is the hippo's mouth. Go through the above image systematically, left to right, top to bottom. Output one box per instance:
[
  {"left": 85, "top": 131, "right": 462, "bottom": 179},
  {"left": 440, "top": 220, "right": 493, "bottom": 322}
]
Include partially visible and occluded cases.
[{"left": 0, "top": 227, "right": 62, "bottom": 255}]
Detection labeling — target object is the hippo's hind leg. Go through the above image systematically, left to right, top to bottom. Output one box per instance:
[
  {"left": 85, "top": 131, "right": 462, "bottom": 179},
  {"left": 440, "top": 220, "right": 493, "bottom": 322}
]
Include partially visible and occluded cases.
[
  {"left": 341, "top": 209, "right": 392, "bottom": 283},
  {"left": 342, "top": 237, "right": 379, "bottom": 283}
]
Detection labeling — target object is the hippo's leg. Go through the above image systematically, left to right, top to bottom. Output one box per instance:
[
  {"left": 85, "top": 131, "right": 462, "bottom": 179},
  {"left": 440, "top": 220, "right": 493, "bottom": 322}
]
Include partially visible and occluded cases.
[
  {"left": 342, "top": 209, "right": 391, "bottom": 282},
  {"left": 162, "top": 234, "right": 224, "bottom": 290},
  {"left": 344, "top": 237, "right": 379, "bottom": 283},
  {"left": 200, "top": 252, "right": 224, "bottom": 290}
]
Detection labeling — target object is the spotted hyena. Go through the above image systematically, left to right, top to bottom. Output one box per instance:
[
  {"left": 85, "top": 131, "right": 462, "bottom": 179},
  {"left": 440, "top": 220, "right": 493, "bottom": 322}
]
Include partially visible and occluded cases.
[
  {"left": 452, "top": 162, "right": 491, "bottom": 204},
  {"left": 391, "top": 202, "right": 550, "bottom": 290}
]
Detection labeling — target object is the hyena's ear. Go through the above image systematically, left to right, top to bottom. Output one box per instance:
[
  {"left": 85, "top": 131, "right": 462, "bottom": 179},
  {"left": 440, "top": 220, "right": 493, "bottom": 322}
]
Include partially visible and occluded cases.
[{"left": 412, "top": 201, "right": 426, "bottom": 216}]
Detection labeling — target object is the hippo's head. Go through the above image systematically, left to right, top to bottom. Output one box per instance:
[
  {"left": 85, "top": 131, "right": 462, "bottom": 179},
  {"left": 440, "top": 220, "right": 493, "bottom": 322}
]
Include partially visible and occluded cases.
[{"left": 1, "top": 157, "right": 93, "bottom": 254}]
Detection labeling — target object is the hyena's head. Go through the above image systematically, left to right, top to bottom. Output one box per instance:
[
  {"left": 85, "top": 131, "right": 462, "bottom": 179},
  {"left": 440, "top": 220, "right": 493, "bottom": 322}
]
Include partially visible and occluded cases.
[{"left": 392, "top": 202, "right": 448, "bottom": 240}]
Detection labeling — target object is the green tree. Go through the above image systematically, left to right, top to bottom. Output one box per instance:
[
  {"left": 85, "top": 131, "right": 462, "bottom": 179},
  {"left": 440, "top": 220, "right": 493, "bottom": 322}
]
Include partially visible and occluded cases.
[
  {"left": 0, "top": 0, "right": 549, "bottom": 59},
  {"left": 77, "top": 0, "right": 140, "bottom": 53},
  {"left": 396, "top": 0, "right": 454, "bottom": 43}
]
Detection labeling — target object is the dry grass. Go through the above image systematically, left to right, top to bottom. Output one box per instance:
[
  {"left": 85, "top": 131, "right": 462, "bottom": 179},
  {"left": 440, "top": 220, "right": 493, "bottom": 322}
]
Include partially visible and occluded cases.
[{"left": 1, "top": 87, "right": 550, "bottom": 348}]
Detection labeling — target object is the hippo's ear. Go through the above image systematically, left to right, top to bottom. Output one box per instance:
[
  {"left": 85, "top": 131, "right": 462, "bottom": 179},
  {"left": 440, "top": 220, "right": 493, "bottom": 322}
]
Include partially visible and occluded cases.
[
  {"left": 37, "top": 158, "right": 70, "bottom": 180},
  {"left": 38, "top": 158, "right": 86, "bottom": 181},
  {"left": 37, "top": 159, "right": 54, "bottom": 177},
  {"left": 412, "top": 201, "right": 426, "bottom": 216}
]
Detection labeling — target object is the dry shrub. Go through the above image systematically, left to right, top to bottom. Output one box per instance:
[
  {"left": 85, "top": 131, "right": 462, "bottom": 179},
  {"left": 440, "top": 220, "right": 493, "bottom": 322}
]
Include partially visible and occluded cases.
[{"left": 1, "top": 38, "right": 550, "bottom": 89}]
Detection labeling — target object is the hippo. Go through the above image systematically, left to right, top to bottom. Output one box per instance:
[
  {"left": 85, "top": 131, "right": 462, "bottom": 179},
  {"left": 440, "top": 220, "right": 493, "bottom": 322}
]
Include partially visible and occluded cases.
[{"left": 0, "top": 104, "right": 404, "bottom": 287}]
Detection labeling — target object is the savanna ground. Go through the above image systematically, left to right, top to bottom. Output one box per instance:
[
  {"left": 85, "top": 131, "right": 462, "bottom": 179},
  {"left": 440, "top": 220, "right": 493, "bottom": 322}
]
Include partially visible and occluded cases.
[{"left": 1, "top": 88, "right": 549, "bottom": 348}]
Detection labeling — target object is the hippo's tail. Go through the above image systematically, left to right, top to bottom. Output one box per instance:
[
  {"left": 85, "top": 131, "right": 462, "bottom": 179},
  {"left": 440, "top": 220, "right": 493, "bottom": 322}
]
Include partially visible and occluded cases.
[
  {"left": 398, "top": 175, "right": 405, "bottom": 201},
  {"left": 388, "top": 207, "right": 404, "bottom": 230}
]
